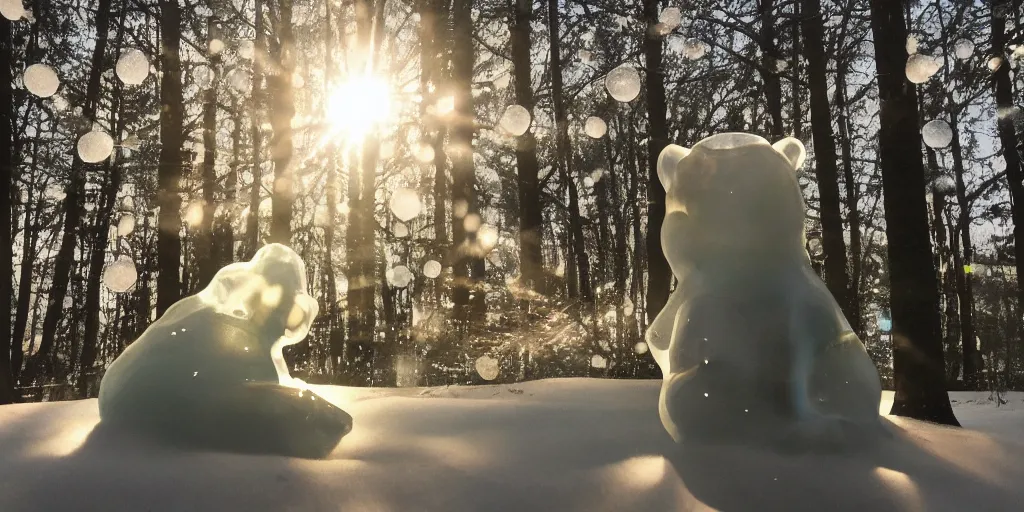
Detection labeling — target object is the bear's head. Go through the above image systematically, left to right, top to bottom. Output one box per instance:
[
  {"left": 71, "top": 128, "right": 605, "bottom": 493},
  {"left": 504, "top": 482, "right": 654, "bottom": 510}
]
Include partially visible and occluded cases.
[
  {"left": 657, "top": 133, "right": 807, "bottom": 276},
  {"left": 198, "top": 243, "right": 319, "bottom": 349}
]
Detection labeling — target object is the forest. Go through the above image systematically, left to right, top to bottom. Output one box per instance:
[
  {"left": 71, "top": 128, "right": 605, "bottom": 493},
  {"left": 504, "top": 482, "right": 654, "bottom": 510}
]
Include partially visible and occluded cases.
[{"left": 0, "top": 0, "right": 1022, "bottom": 425}]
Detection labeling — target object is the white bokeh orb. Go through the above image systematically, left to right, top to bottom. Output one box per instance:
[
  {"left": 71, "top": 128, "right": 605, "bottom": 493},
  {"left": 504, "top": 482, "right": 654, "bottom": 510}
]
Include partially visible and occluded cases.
[
  {"left": 0, "top": 0, "right": 25, "bottom": 20},
  {"left": 659, "top": 7, "right": 682, "bottom": 29},
  {"left": 682, "top": 38, "right": 707, "bottom": 60},
  {"left": 954, "top": 39, "right": 974, "bottom": 60},
  {"left": 238, "top": 40, "right": 255, "bottom": 59},
  {"left": 116, "top": 49, "right": 150, "bottom": 85},
  {"left": 906, "top": 54, "right": 941, "bottom": 84},
  {"left": 23, "top": 64, "right": 59, "bottom": 98},
  {"left": 605, "top": 64, "right": 641, "bottom": 103},
  {"left": 227, "top": 69, "right": 251, "bottom": 92},
  {"left": 499, "top": 105, "right": 532, "bottom": 136},
  {"left": 584, "top": 116, "right": 608, "bottom": 139},
  {"left": 922, "top": 119, "right": 953, "bottom": 148},
  {"left": 77, "top": 131, "right": 115, "bottom": 163},
  {"left": 931, "top": 174, "right": 956, "bottom": 194},
  {"left": 390, "top": 187, "right": 422, "bottom": 222},
  {"left": 117, "top": 214, "right": 136, "bottom": 236},
  {"left": 103, "top": 257, "right": 138, "bottom": 293},
  {"left": 422, "top": 260, "right": 442, "bottom": 279},
  {"left": 386, "top": 265, "right": 413, "bottom": 288},
  {"left": 475, "top": 355, "right": 500, "bottom": 381}
]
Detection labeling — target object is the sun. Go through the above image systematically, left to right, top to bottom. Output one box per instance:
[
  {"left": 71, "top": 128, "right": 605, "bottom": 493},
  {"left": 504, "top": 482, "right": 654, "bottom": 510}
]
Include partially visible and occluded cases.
[{"left": 326, "top": 74, "right": 392, "bottom": 139}]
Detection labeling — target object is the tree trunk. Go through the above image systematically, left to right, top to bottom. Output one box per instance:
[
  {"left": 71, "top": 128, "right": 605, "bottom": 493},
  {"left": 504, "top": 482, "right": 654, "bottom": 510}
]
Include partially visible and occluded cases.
[
  {"left": 24, "top": 0, "right": 113, "bottom": 385},
  {"left": 156, "top": 0, "right": 185, "bottom": 317},
  {"left": 246, "top": 0, "right": 265, "bottom": 256},
  {"left": 269, "top": 0, "right": 295, "bottom": 245},
  {"left": 323, "top": 0, "right": 343, "bottom": 376},
  {"left": 451, "top": 0, "right": 485, "bottom": 323},
  {"left": 510, "top": 0, "right": 544, "bottom": 292},
  {"left": 547, "top": 0, "right": 591, "bottom": 306},
  {"left": 642, "top": 0, "right": 670, "bottom": 324},
  {"left": 758, "top": 0, "right": 784, "bottom": 138},
  {"left": 800, "top": 0, "right": 853, "bottom": 326},
  {"left": 868, "top": 0, "right": 958, "bottom": 425},
  {"left": 992, "top": 0, "right": 1024, "bottom": 381},
  {"left": 0, "top": 15, "right": 15, "bottom": 403},
  {"left": 196, "top": 16, "right": 221, "bottom": 289},
  {"left": 835, "top": 67, "right": 863, "bottom": 335},
  {"left": 218, "top": 102, "right": 240, "bottom": 266},
  {"left": 80, "top": 116, "right": 123, "bottom": 398}
]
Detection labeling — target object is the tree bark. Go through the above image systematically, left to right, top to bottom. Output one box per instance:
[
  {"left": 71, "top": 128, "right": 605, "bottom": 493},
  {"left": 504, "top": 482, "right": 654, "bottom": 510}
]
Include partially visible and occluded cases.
[
  {"left": 24, "top": 0, "right": 113, "bottom": 385},
  {"left": 156, "top": 0, "right": 185, "bottom": 317},
  {"left": 246, "top": 0, "right": 265, "bottom": 256},
  {"left": 269, "top": 0, "right": 295, "bottom": 245},
  {"left": 451, "top": 0, "right": 485, "bottom": 323},
  {"left": 510, "top": 0, "right": 544, "bottom": 292},
  {"left": 548, "top": 0, "right": 591, "bottom": 305},
  {"left": 643, "top": 0, "right": 670, "bottom": 324},
  {"left": 758, "top": 0, "right": 784, "bottom": 138},
  {"left": 800, "top": 0, "right": 854, "bottom": 327},
  {"left": 868, "top": 0, "right": 958, "bottom": 425},
  {"left": 992, "top": 0, "right": 1024, "bottom": 382},
  {"left": 0, "top": 15, "right": 15, "bottom": 403},
  {"left": 196, "top": 16, "right": 221, "bottom": 289},
  {"left": 835, "top": 67, "right": 863, "bottom": 335}
]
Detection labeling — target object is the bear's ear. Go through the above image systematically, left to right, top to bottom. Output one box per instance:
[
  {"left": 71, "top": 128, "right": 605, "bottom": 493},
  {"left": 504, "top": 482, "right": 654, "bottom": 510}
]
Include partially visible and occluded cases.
[
  {"left": 772, "top": 137, "right": 806, "bottom": 171},
  {"left": 657, "top": 144, "right": 691, "bottom": 190}
]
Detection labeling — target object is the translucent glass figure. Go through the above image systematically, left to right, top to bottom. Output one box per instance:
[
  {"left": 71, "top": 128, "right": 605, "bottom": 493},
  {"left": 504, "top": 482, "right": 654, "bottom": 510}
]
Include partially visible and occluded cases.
[
  {"left": 647, "top": 133, "right": 882, "bottom": 449},
  {"left": 99, "top": 244, "right": 352, "bottom": 458}
]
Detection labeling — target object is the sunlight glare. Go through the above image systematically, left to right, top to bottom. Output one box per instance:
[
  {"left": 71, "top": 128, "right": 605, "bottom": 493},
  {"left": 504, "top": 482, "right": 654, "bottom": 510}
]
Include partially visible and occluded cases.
[{"left": 327, "top": 74, "right": 391, "bottom": 138}]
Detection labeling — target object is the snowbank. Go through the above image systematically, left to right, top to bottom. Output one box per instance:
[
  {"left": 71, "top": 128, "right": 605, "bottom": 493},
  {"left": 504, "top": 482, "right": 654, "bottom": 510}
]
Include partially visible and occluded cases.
[{"left": 2, "top": 379, "right": 1023, "bottom": 511}]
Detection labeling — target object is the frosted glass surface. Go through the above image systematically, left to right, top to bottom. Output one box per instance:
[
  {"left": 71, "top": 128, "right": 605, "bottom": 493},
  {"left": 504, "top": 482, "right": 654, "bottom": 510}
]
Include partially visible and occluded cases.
[
  {"left": 648, "top": 133, "right": 883, "bottom": 450},
  {"left": 99, "top": 244, "right": 352, "bottom": 458}
]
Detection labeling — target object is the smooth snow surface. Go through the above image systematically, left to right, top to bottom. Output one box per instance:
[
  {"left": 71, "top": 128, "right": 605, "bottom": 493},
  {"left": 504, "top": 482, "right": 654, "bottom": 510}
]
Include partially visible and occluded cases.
[{"left": 2, "top": 381, "right": 1023, "bottom": 511}]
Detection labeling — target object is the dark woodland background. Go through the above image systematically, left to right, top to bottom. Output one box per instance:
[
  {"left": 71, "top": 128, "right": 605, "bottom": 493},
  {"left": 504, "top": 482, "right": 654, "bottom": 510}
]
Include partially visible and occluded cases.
[{"left": 0, "top": 0, "right": 1022, "bottom": 425}]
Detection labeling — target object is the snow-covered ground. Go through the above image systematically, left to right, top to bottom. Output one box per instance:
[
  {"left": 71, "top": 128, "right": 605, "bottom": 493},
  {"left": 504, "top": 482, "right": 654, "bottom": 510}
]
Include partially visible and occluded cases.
[{"left": 1, "top": 379, "right": 1023, "bottom": 511}]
